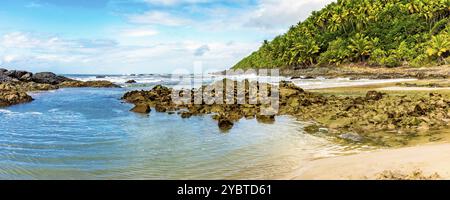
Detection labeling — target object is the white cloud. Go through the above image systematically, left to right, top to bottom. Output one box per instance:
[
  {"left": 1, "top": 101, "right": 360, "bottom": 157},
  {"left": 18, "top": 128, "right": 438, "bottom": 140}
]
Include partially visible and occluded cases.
[
  {"left": 2, "top": 0, "right": 337, "bottom": 73},
  {"left": 142, "top": 0, "right": 209, "bottom": 6},
  {"left": 245, "top": 0, "right": 335, "bottom": 29},
  {"left": 25, "top": 2, "right": 43, "bottom": 8},
  {"left": 128, "top": 11, "right": 190, "bottom": 26},
  {"left": 122, "top": 28, "right": 159, "bottom": 37},
  {"left": 0, "top": 31, "right": 259, "bottom": 73},
  {"left": 194, "top": 45, "right": 210, "bottom": 56},
  {"left": 2, "top": 55, "right": 19, "bottom": 63}
]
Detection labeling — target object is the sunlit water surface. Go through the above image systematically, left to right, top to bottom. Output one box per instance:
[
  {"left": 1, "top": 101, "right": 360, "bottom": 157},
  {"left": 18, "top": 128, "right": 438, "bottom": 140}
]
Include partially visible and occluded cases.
[{"left": 0, "top": 75, "right": 399, "bottom": 179}]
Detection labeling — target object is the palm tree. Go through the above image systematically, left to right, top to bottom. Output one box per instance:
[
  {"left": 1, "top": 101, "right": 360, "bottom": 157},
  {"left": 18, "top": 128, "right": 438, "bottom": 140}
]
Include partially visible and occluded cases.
[
  {"left": 348, "top": 33, "right": 374, "bottom": 62},
  {"left": 426, "top": 34, "right": 450, "bottom": 64},
  {"left": 289, "top": 38, "right": 320, "bottom": 66}
]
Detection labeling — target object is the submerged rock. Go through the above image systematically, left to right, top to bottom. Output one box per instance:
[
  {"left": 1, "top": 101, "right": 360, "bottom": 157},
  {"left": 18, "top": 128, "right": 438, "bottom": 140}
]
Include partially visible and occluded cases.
[
  {"left": 126, "top": 80, "right": 137, "bottom": 84},
  {"left": 130, "top": 104, "right": 151, "bottom": 114},
  {"left": 180, "top": 112, "right": 193, "bottom": 118},
  {"left": 304, "top": 124, "right": 320, "bottom": 134},
  {"left": 339, "top": 133, "right": 363, "bottom": 142}
]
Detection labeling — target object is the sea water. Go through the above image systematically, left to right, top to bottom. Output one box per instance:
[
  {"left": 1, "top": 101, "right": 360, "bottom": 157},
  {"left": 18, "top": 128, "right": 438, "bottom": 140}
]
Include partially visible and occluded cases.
[{"left": 0, "top": 75, "right": 407, "bottom": 179}]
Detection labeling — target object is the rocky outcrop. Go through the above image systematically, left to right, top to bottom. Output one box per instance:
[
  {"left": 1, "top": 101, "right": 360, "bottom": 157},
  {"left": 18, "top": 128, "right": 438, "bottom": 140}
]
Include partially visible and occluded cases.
[
  {"left": 0, "top": 68, "right": 120, "bottom": 107},
  {"left": 32, "top": 72, "right": 72, "bottom": 84},
  {"left": 0, "top": 73, "right": 16, "bottom": 82},
  {"left": 123, "top": 79, "right": 450, "bottom": 145},
  {"left": 58, "top": 80, "right": 120, "bottom": 88},
  {"left": 126, "top": 80, "right": 137, "bottom": 84},
  {"left": 0, "top": 82, "right": 58, "bottom": 92},
  {"left": 0, "top": 89, "right": 33, "bottom": 107},
  {"left": 130, "top": 104, "right": 151, "bottom": 113},
  {"left": 218, "top": 116, "right": 234, "bottom": 131}
]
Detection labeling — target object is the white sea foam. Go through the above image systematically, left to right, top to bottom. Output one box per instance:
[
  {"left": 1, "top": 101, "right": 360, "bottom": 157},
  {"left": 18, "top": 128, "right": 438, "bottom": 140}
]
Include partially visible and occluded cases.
[
  {"left": 66, "top": 74, "right": 415, "bottom": 90},
  {"left": 69, "top": 75, "right": 164, "bottom": 85},
  {"left": 0, "top": 109, "right": 43, "bottom": 116},
  {"left": 0, "top": 109, "right": 14, "bottom": 114}
]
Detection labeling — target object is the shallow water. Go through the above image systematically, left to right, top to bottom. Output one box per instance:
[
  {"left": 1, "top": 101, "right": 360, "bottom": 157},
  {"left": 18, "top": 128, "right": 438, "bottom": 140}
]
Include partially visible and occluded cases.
[{"left": 0, "top": 86, "right": 365, "bottom": 179}]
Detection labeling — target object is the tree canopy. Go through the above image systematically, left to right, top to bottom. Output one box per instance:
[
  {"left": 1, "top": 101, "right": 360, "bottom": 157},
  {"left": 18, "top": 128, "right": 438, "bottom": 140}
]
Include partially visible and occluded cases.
[{"left": 232, "top": 0, "right": 450, "bottom": 69}]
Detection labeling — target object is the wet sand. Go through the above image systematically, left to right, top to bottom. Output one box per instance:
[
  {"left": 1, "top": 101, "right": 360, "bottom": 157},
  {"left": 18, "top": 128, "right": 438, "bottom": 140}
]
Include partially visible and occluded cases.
[
  {"left": 379, "top": 87, "right": 450, "bottom": 91},
  {"left": 289, "top": 142, "right": 450, "bottom": 180}
]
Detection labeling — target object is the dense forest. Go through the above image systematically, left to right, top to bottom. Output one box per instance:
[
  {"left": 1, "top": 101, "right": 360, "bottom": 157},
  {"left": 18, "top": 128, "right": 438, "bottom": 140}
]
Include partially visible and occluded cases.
[{"left": 233, "top": 0, "right": 450, "bottom": 69}]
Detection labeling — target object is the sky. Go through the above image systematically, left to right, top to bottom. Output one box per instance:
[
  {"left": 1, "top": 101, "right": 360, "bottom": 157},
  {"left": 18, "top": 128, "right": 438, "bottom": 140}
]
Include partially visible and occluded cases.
[{"left": 0, "top": 0, "right": 334, "bottom": 74}]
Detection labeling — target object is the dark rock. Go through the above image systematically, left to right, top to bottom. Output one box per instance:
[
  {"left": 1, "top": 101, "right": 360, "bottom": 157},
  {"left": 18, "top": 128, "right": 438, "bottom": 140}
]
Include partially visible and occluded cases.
[
  {"left": 0, "top": 68, "right": 7, "bottom": 73},
  {"left": 5, "top": 70, "right": 30, "bottom": 80},
  {"left": 19, "top": 72, "right": 33, "bottom": 81},
  {"left": 32, "top": 72, "right": 71, "bottom": 85},
  {"left": 0, "top": 73, "right": 16, "bottom": 82},
  {"left": 96, "top": 75, "right": 106, "bottom": 78},
  {"left": 126, "top": 80, "right": 137, "bottom": 84},
  {"left": 366, "top": 91, "right": 384, "bottom": 101},
  {"left": 130, "top": 104, "right": 151, "bottom": 113},
  {"left": 155, "top": 104, "right": 167, "bottom": 112},
  {"left": 413, "top": 104, "right": 426, "bottom": 116},
  {"left": 180, "top": 112, "right": 192, "bottom": 118},
  {"left": 256, "top": 114, "right": 275, "bottom": 124},
  {"left": 218, "top": 117, "right": 234, "bottom": 131}
]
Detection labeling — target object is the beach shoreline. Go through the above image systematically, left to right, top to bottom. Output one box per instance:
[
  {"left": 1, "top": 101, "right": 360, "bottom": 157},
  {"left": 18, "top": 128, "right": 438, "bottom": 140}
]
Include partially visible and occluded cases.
[{"left": 287, "top": 142, "right": 450, "bottom": 180}]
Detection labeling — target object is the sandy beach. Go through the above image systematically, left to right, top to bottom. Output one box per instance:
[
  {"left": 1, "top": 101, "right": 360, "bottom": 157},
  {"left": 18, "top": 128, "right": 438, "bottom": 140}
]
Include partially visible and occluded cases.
[{"left": 289, "top": 142, "right": 450, "bottom": 180}]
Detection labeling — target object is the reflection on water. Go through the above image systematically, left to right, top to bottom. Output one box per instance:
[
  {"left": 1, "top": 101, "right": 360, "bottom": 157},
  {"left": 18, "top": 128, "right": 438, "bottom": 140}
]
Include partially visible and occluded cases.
[{"left": 0, "top": 87, "right": 364, "bottom": 180}]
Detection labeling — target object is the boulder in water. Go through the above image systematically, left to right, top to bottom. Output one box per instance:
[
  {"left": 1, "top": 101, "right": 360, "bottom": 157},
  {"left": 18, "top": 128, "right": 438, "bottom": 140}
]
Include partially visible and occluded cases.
[
  {"left": 0, "top": 89, "right": 33, "bottom": 107},
  {"left": 130, "top": 104, "right": 151, "bottom": 113},
  {"left": 256, "top": 114, "right": 275, "bottom": 124},
  {"left": 218, "top": 117, "right": 234, "bottom": 131}
]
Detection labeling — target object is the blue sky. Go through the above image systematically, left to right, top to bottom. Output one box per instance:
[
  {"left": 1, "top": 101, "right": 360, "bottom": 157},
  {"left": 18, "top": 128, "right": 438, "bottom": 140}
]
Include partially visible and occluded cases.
[{"left": 0, "top": 0, "right": 333, "bottom": 74}]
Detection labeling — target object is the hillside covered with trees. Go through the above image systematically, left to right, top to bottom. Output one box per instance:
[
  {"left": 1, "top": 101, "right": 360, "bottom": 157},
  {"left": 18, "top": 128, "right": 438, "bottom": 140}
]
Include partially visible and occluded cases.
[{"left": 232, "top": 0, "right": 450, "bottom": 70}]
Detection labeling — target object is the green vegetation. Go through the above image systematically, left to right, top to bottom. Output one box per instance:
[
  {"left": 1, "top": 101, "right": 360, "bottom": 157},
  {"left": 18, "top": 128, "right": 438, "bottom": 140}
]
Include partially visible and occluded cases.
[{"left": 233, "top": 0, "right": 450, "bottom": 69}]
